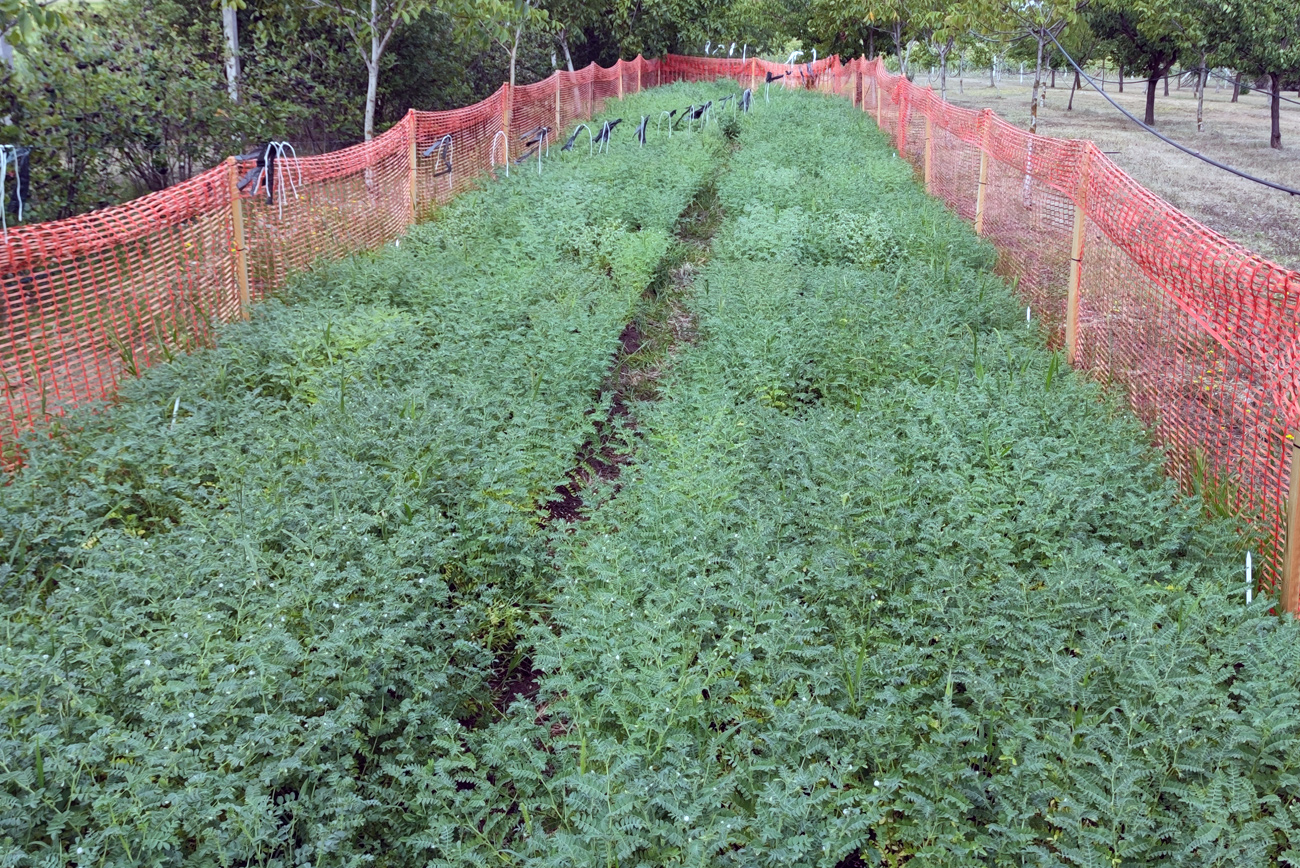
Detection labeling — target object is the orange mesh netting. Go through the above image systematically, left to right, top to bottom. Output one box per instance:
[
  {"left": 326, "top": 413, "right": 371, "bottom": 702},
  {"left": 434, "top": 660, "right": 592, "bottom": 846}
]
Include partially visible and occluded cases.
[
  {"left": 4, "top": 53, "right": 1298, "bottom": 601},
  {"left": 855, "top": 57, "right": 1300, "bottom": 600}
]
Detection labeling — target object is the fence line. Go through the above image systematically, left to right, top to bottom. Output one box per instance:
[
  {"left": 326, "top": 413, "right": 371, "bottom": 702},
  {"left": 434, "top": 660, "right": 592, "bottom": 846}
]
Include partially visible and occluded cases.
[
  {"left": 4, "top": 52, "right": 1298, "bottom": 606},
  {"left": 831, "top": 57, "right": 1300, "bottom": 604}
]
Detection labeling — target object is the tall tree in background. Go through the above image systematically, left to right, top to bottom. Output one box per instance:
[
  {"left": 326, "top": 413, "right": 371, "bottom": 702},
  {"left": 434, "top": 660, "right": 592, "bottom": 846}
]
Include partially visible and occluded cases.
[
  {"left": 0, "top": 0, "right": 62, "bottom": 67},
  {"left": 222, "top": 0, "right": 241, "bottom": 100},
  {"left": 303, "top": 0, "right": 434, "bottom": 139},
  {"left": 978, "top": 0, "right": 1084, "bottom": 133},
  {"left": 1089, "top": 0, "right": 1185, "bottom": 126},
  {"left": 1222, "top": 0, "right": 1300, "bottom": 148}
]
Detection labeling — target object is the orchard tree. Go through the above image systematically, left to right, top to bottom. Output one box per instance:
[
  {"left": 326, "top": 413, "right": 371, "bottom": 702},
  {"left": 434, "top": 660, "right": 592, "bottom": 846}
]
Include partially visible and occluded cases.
[
  {"left": 0, "top": 0, "right": 62, "bottom": 67},
  {"left": 467, "top": 0, "right": 548, "bottom": 100},
  {"left": 543, "top": 0, "right": 595, "bottom": 69},
  {"left": 974, "top": 0, "right": 1084, "bottom": 133},
  {"left": 1089, "top": 0, "right": 1201, "bottom": 126},
  {"left": 1222, "top": 0, "right": 1300, "bottom": 148}
]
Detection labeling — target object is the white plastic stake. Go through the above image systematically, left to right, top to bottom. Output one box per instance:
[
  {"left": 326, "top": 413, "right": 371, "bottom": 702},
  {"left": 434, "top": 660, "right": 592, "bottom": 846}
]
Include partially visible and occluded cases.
[{"left": 1247, "top": 552, "right": 1253, "bottom": 604}]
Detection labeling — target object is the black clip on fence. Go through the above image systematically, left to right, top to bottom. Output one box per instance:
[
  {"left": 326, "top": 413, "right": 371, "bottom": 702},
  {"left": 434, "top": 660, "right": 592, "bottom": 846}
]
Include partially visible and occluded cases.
[
  {"left": 422, "top": 134, "right": 453, "bottom": 179},
  {"left": 235, "top": 142, "right": 279, "bottom": 203}
]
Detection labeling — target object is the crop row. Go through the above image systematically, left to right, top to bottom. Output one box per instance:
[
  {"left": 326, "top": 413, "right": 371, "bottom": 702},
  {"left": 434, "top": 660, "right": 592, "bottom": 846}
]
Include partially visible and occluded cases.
[
  {"left": 0, "top": 81, "right": 734, "bottom": 865},
  {"left": 414, "top": 94, "right": 1300, "bottom": 865}
]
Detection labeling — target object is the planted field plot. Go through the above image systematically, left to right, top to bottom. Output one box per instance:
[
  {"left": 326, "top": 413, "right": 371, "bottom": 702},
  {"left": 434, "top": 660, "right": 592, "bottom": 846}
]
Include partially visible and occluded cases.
[{"left": 2, "top": 85, "right": 1299, "bottom": 866}]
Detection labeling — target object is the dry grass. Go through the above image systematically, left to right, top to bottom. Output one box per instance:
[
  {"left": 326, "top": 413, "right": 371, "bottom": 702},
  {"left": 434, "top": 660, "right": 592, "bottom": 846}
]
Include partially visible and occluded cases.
[{"left": 938, "top": 72, "right": 1300, "bottom": 271}]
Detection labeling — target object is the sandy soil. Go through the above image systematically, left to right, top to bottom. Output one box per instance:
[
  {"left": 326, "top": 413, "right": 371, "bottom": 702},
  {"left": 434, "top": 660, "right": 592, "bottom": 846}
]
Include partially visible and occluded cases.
[{"left": 934, "top": 72, "right": 1300, "bottom": 272}]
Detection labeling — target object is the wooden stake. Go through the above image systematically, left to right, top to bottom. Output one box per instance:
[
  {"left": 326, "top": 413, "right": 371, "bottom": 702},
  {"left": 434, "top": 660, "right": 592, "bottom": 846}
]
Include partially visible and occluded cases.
[
  {"left": 636, "top": 55, "right": 642, "bottom": 93},
  {"left": 750, "top": 57, "right": 757, "bottom": 92},
  {"left": 617, "top": 60, "right": 624, "bottom": 99},
  {"left": 555, "top": 74, "right": 562, "bottom": 133},
  {"left": 501, "top": 82, "right": 511, "bottom": 163},
  {"left": 406, "top": 110, "right": 419, "bottom": 223},
  {"left": 974, "top": 112, "right": 990, "bottom": 236},
  {"left": 923, "top": 113, "right": 933, "bottom": 192},
  {"left": 1065, "top": 145, "right": 1091, "bottom": 364},
  {"left": 225, "top": 157, "right": 251, "bottom": 318},
  {"left": 1065, "top": 203, "right": 1085, "bottom": 362},
  {"left": 1284, "top": 437, "right": 1300, "bottom": 614}
]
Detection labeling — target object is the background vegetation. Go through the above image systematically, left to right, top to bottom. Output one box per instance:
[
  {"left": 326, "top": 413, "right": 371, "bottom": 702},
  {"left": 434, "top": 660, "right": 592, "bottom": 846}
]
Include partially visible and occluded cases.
[{"left": 0, "top": 0, "right": 1294, "bottom": 220}]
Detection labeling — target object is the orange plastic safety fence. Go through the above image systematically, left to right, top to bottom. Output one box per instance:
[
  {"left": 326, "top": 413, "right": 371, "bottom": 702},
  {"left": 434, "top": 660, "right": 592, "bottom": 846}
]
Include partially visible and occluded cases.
[
  {"left": 12, "top": 52, "right": 1290, "bottom": 597},
  {"left": 851, "top": 56, "right": 1300, "bottom": 597}
]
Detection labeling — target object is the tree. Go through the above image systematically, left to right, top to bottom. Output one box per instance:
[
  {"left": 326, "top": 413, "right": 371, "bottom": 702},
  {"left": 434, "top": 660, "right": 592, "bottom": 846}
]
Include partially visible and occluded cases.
[
  {"left": 0, "top": 0, "right": 62, "bottom": 67},
  {"left": 0, "top": 0, "right": 290, "bottom": 218},
  {"left": 303, "top": 0, "right": 435, "bottom": 139},
  {"left": 460, "top": 0, "right": 548, "bottom": 142},
  {"left": 541, "top": 0, "right": 595, "bottom": 69},
  {"left": 978, "top": 0, "right": 1085, "bottom": 133},
  {"left": 1090, "top": 0, "right": 1196, "bottom": 126},
  {"left": 1222, "top": 0, "right": 1300, "bottom": 148}
]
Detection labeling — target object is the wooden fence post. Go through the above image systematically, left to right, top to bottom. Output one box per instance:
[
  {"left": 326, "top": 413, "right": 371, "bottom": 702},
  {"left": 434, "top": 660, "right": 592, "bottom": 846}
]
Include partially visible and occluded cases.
[
  {"left": 636, "top": 55, "right": 642, "bottom": 93},
  {"left": 750, "top": 57, "right": 757, "bottom": 92},
  {"left": 617, "top": 60, "right": 624, "bottom": 99},
  {"left": 876, "top": 69, "right": 883, "bottom": 127},
  {"left": 555, "top": 73, "right": 562, "bottom": 132},
  {"left": 501, "top": 82, "right": 511, "bottom": 162},
  {"left": 407, "top": 110, "right": 419, "bottom": 224},
  {"left": 974, "top": 110, "right": 990, "bottom": 236},
  {"left": 923, "top": 111, "right": 933, "bottom": 192},
  {"left": 1065, "top": 145, "right": 1091, "bottom": 365},
  {"left": 225, "top": 157, "right": 251, "bottom": 318},
  {"left": 1284, "top": 438, "right": 1300, "bottom": 614}
]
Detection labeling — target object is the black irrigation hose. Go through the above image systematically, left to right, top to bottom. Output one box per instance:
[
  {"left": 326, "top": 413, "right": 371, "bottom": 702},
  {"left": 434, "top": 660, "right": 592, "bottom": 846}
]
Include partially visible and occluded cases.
[
  {"left": 1046, "top": 32, "right": 1300, "bottom": 198},
  {"left": 1195, "top": 67, "right": 1300, "bottom": 109}
]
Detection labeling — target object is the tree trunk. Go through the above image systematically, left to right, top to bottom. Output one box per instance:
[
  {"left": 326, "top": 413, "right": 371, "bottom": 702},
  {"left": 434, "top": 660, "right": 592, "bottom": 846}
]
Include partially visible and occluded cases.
[
  {"left": 362, "top": 0, "right": 381, "bottom": 141},
  {"left": 222, "top": 4, "right": 240, "bottom": 102},
  {"left": 893, "top": 22, "right": 905, "bottom": 76},
  {"left": 868, "top": 28, "right": 874, "bottom": 60},
  {"left": 559, "top": 29, "right": 575, "bottom": 72},
  {"left": 1030, "top": 31, "right": 1044, "bottom": 134},
  {"left": 938, "top": 38, "right": 952, "bottom": 101},
  {"left": 1196, "top": 53, "right": 1207, "bottom": 132},
  {"left": 959, "top": 55, "right": 964, "bottom": 94},
  {"left": 364, "top": 56, "right": 379, "bottom": 140},
  {"left": 1100, "top": 57, "right": 1105, "bottom": 91},
  {"left": 990, "top": 58, "right": 995, "bottom": 88},
  {"left": 1118, "top": 62, "right": 1124, "bottom": 93},
  {"left": 1050, "top": 65, "right": 1056, "bottom": 88},
  {"left": 1068, "top": 70, "right": 1079, "bottom": 110},
  {"left": 1232, "top": 70, "right": 1241, "bottom": 102},
  {"left": 1144, "top": 71, "right": 1160, "bottom": 125},
  {"left": 1271, "top": 71, "right": 1282, "bottom": 149},
  {"left": 1163, "top": 72, "right": 1169, "bottom": 96}
]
